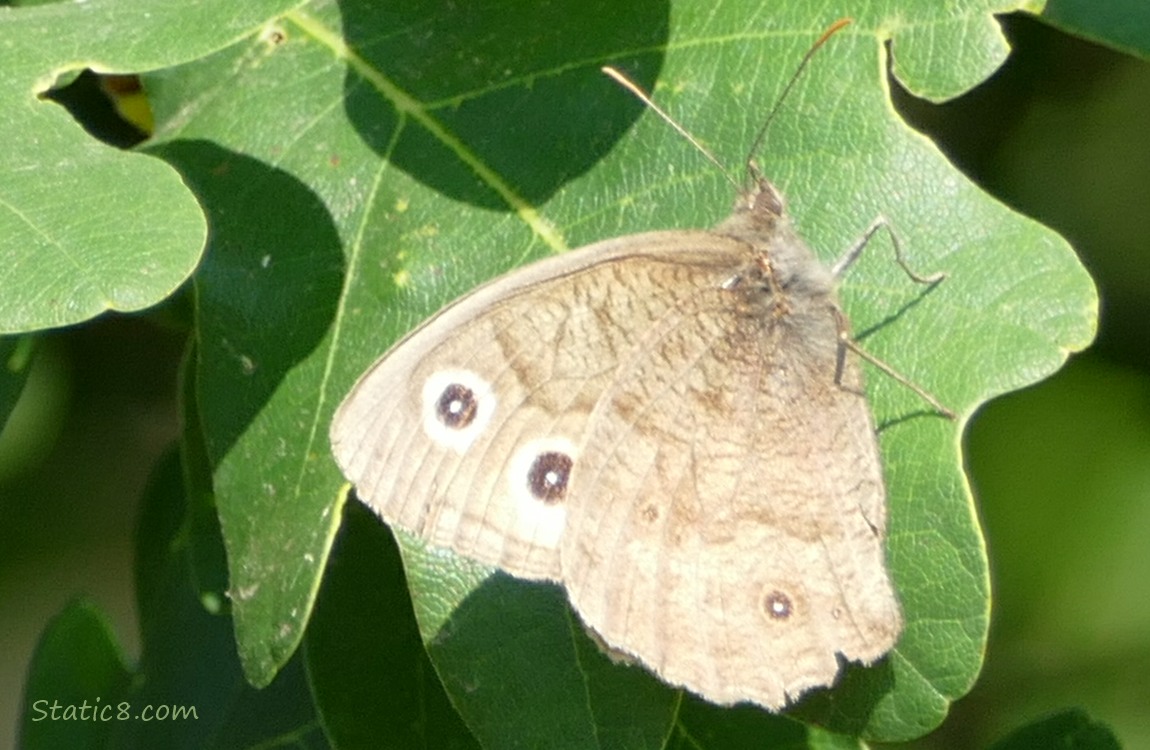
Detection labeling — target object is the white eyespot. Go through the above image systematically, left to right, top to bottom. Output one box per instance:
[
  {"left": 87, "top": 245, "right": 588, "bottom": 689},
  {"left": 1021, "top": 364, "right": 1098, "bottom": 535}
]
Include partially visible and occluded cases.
[
  {"left": 421, "top": 369, "right": 496, "bottom": 453},
  {"left": 507, "top": 438, "right": 576, "bottom": 549},
  {"left": 762, "top": 590, "right": 794, "bottom": 622}
]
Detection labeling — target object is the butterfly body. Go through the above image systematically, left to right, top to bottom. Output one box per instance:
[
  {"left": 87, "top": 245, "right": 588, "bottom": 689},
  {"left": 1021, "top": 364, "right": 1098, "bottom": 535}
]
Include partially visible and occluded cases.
[{"left": 330, "top": 178, "right": 902, "bottom": 710}]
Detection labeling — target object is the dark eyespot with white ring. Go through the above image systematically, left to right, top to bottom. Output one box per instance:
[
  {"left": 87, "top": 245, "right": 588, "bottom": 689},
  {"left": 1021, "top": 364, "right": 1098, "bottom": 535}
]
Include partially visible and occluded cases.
[
  {"left": 421, "top": 370, "right": 494, "bottom": 453},
  {"left": 435, "top": 382, "right": 478, "bottom": 429},
  {"left": 526, "top": 451, "right": 573, "bottom": 504},
  {"left": 763, "top": 590, "right": 793, "bottom": 621}
]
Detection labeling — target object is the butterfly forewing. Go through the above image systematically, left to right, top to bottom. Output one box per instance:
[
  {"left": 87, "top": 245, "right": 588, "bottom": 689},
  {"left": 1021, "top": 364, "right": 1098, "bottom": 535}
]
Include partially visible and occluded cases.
[{"left": 331, "top": 233, "right": 750, "bottom": 582}]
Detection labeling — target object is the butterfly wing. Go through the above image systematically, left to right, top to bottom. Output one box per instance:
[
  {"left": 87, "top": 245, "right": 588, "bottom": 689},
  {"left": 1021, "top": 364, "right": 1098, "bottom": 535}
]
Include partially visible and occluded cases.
[
  {"left": 332, "top": 225, "right": 901, "bottom": 709},
  {"left": 330, "top": 231, "right": 747, "bottom": 581},
  {"left": 558, "top": 246, "right": 902, "bottom": 709}
]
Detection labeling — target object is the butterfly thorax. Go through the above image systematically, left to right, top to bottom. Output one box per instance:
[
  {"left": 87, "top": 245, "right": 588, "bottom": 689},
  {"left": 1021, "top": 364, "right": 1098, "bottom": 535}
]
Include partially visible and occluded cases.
[{"left": 713, "top": 177, "right": 838, "bottom": 309}]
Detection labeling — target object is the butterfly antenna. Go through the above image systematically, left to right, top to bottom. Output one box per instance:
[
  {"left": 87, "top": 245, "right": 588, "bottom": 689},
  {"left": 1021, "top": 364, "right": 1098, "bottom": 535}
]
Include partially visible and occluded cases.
[
  {"left": 745, "top": 18, "right": 855, "bottom": 177},
  {"left": 746, "top": 18, "right": 853, "bottom": 180},
  {"left": 605, "top": 19, "right": 851, "bottom": 190},
  {"left": 601, "top": 65, "right": 742, "bottom": 193}
]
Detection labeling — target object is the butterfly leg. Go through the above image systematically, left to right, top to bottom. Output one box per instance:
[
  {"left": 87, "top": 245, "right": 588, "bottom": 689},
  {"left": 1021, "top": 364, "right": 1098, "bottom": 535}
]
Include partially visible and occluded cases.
[
  {"left": 831, "top": 216, "right": 947, "bottom": 285},
  {"left": 828, "top": 217, "right": 954, "bottom": 416},
  {"left": 834, "top": 319, "right": 956, "bottom": 419}
]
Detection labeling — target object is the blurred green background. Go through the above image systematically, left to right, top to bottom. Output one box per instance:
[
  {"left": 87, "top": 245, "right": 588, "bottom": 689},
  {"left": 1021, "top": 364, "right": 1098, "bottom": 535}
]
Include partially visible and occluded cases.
[{"left": 0, "top": 13, "right": 1146, "bottom": 749}]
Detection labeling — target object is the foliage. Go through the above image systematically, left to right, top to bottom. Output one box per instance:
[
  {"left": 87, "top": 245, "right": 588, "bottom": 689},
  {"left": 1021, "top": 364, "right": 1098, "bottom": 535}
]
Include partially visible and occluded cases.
[{"left": 3, "top": 0, "right": 1132, "bottom": 747}]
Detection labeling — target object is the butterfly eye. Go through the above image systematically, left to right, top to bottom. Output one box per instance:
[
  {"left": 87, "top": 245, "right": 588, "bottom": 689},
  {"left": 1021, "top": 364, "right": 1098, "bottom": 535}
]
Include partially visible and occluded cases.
[
  {"left": 420, "top": 369, "right": 495, "bottom": 453},
  {"left": 526, "top": 451, "right": 573, "bottom": 504},
  {"left": 762, "top": 590, "right": 794, "bottom": 621}
]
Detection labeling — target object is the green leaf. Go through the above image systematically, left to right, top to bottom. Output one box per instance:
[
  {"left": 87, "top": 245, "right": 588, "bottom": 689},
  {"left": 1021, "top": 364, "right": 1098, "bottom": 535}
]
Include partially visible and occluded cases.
[
  {"left": 0, "top": 0, "right": 306, "bottom": 334},
  {"left": 142, "top": 0, "right": 1097, "bottom": 745},
  {"left": 148, "top": 0, "right": 672, "bottom": 694},
  {"left": 1043, "top": 0, "right": 1150, "bottom": 59},
  {"left": 136, "top": 443, "right": 328, "bottom": 747},
  {"left": 306, "top": 502, "right": 479, "bottom": 749},
  {"left": 398, "top": 530, "right": 681, "bottom": 748},
  {"left": 19, "top": 601, "right": 132, "bottom": 750},
  {"left": 667, "top": 697, "right": 865, "bottom": 749},
  {"left": 988, "top": 708, "right": 1123, "bottom": 750}
]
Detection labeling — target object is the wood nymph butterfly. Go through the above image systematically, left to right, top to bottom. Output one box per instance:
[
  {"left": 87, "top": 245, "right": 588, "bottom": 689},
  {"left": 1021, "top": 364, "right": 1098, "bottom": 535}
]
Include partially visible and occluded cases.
[{"left": 330, "top": 21, "right": 945, "bottom": 711}]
